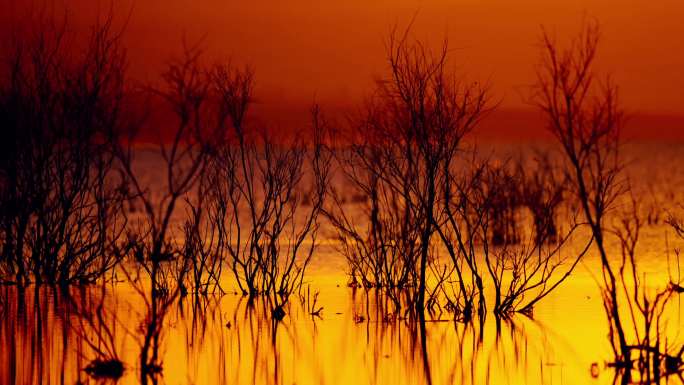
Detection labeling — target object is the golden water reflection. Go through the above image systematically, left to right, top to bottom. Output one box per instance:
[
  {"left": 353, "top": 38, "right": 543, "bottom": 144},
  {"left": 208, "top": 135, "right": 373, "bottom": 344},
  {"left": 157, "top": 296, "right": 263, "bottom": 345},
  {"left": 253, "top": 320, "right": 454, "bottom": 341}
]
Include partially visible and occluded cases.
[{"left": 0, "top": 274, "right": 681, "bottom": 385}]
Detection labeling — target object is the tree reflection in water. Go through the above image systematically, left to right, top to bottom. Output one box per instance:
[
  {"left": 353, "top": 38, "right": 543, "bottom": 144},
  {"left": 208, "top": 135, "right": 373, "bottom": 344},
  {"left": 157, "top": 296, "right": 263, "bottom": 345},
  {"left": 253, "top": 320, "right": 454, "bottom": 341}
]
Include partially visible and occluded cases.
[{"left": 1, "top": 282, "right": 680, "bottom": 385}]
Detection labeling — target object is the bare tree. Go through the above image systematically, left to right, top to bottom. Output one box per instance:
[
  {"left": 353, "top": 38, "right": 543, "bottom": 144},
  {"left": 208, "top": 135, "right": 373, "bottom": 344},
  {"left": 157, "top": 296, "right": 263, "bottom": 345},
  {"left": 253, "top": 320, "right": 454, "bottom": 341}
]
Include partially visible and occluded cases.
[
  {"left": 0, "top": 13, "right": 129, "bottom": 285},
  {"left": 533, "top": 18, "right": 623, "bottom": 339},
  {"left": 532, "top": 19, "right": 633, "bottom": 367},
  {"left": 532, "top": 21, "right": 684, "bottom": 381},
  {"left": 331, "top": 26, "right": 489, "bottom": 317},
  {"left": 114, "top": 44, "right": 218, "bottom": 295},
  {"left": 205, "top": 63, "right": 331, "bottom": 319},
  {"left": 325, "top": 134, "right": 421, "bottom": 312},
  {"left": 432, "top": 153, "right": 589, "bottom": 318},
  {"left": 516, "top": 153, "right": 566, "bottom": 245},
  {"left": 433, "top": 155, "right": 490, "bottom": 320},
  {"left": 485, "top": 155, "right": 590, "bottom": 316},
  {"left": 179, "top": 179, "right": 225, "bottom": 295},
  {"left": 601, "top": 194, "right": 683, "bottom": 383}
]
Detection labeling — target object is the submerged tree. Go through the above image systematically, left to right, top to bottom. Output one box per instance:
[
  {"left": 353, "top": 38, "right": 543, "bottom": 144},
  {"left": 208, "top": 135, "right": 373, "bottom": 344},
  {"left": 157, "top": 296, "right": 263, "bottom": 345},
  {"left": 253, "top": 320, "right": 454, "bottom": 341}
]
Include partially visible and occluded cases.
[
  {"left": 0, "top": 13, "right": 129, "bottom": 285},
  {"left": 533, "top": 18, "right": 629, "bottom": 360},
  {"left": 534, "top": 21, "right": 684, "bottom": 381},
  {"left": 327, "top": 26, "right": 490, "bottom": 317},
  {"left": 114, "top": 44, "right": 220, "bottom": 295},
  {"left": 202, "top": 63, "right": 332, "bottom": 319},
  {"left": 326, "top": 128, "right": 422, "bottom": 312},
  {"left": 434, "top": 153, "right": 590, "bottom": 318},
  {"left": 516, "top": 153, "right": 566, "bottom": 246},
  {"left": 608, "top": 196, "right": 684, "bottom": 383}
]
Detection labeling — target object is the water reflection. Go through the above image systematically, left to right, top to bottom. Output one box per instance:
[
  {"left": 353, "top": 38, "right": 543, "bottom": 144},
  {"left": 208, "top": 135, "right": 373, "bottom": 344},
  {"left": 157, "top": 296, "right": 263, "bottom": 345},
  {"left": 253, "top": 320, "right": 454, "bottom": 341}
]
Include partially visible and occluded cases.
[{"left": 1, "top": 283, "right": 681, "bottom": 385}]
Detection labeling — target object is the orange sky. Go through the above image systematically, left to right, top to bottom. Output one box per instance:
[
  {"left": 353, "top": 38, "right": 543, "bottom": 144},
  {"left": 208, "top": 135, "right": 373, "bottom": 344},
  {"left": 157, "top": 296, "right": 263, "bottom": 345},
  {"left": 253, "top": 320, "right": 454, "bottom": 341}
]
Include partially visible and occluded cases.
[{"left": 3, "top": 0, "right": 683, "bottom": 137}]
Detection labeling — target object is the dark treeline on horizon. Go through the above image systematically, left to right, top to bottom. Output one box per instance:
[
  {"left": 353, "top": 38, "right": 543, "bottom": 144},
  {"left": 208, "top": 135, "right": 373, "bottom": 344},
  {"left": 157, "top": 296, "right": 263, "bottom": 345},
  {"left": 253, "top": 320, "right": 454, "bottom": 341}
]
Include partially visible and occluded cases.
[{"left": 0, "top": 11, "right": 683, "bottom": 384}]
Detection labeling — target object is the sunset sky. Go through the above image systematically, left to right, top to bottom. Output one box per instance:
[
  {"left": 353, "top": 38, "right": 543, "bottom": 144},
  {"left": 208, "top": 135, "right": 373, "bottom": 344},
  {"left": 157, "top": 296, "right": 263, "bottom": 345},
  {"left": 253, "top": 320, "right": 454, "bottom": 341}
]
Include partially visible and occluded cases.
[{"left": 3, "top": 0, "right": 683, "bottom": 138}]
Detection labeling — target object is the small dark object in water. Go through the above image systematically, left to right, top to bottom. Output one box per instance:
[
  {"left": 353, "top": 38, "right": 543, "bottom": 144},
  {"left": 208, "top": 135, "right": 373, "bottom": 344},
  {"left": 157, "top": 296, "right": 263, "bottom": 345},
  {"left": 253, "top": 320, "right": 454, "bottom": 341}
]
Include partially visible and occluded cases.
[
  {"left": 670, "top": 282, "right": 684, "bottom": 293},
  {"left": 273, "top": 306, "right": 286, "bottom": 320},
  {"left": 354, "top": 314, "right": 365, "bottom": 323},
  {"left": 225, "top": 321, "right": 231, "bottom": 329},
  {"left": 664, "top": 354, "right": 683, "bottom": 373},
  {"left": 84, "top": 359, "right": 124, "bottom": 379},
  {"left": 590, "top": 362, "right": 600, "bottom": 378}
]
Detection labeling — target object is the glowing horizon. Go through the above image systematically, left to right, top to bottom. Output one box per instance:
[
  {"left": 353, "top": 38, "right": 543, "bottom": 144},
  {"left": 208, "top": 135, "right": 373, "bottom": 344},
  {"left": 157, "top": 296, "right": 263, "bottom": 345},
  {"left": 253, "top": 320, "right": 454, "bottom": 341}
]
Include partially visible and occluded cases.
[{"left": 2, "top": 0, "right": 682, "bottom": 120}]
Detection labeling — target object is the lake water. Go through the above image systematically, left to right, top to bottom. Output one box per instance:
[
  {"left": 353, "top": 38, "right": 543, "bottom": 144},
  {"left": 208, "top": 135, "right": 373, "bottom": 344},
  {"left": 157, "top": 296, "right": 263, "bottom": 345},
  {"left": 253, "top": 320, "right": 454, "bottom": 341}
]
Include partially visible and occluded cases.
[{"left": 1, "top": 142, "right": 683, "bottom": 385}]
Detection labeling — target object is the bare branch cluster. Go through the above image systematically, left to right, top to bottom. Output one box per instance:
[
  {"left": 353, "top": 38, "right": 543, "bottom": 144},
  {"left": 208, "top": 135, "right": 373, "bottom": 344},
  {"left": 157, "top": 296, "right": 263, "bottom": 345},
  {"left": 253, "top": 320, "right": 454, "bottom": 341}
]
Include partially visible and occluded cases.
[
  {"left": 0, "top": 14, "right": 129, "bottom": 285},
  {"left": 535, "top": 20, "right": 683, "bottom": 381}
]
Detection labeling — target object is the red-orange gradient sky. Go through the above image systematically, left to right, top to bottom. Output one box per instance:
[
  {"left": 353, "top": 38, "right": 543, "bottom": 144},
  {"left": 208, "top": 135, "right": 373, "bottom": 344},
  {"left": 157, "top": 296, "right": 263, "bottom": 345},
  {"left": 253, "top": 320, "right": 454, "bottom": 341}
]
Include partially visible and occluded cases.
[{"left": 3, "top": 0, "right": 683, "bottom": 140}]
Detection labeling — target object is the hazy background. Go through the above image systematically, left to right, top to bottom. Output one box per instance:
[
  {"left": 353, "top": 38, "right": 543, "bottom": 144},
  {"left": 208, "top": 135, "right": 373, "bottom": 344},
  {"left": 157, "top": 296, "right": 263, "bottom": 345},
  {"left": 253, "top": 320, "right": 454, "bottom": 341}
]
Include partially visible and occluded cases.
[{"left": 2, "top": 0, "right": 682, "bottom": 139}]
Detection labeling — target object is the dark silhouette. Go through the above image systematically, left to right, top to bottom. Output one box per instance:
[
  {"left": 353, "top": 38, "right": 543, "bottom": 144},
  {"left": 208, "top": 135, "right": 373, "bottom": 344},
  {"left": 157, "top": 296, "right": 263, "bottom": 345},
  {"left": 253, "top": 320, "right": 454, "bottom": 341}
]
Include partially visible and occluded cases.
[
  {"left": 0, "top": 13, "right": 128, "bottom": 286},
  {"left": 534, "top": 21, "right": 683, "bottom": 383},
  {"left": 327, "top": 25, "right": 489, "bottom": 318},
  {"left": 114, "top": 44, "right": 216, "bottom": 298},
  {"left": 201, "top": 62, "right": 332, "bottom": 318}
]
